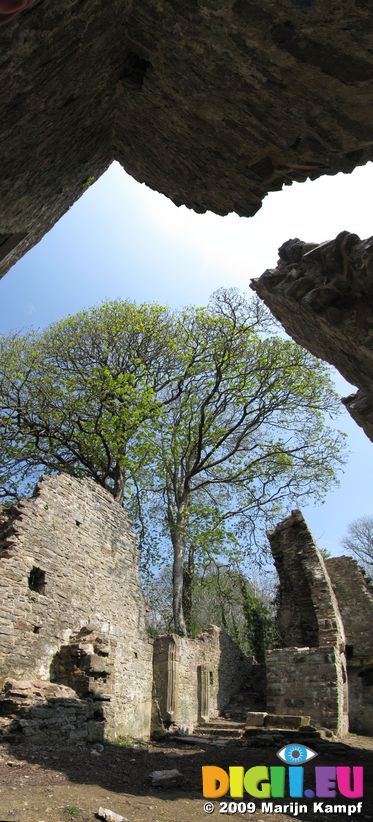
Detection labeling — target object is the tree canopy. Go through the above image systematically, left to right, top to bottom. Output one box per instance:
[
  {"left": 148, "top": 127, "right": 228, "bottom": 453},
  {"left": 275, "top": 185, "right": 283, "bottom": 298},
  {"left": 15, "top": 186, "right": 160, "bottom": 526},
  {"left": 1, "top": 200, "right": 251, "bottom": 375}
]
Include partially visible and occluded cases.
[
  {"left": 0, "top": 289, "right": 346, "bottom": 635},
  {"left": 129, "top": 289, "right": 346, "bottom": 633},
  {"left": 0, "top": 301, "right": 175, "bottom": 501}
]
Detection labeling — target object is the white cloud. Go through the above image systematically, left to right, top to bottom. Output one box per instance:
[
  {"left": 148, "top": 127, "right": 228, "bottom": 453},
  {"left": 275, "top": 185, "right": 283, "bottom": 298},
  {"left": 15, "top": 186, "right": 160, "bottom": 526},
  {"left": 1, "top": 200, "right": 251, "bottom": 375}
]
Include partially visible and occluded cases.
[{"left": 110, "top": 159, "right": 373, "bottom": 285}]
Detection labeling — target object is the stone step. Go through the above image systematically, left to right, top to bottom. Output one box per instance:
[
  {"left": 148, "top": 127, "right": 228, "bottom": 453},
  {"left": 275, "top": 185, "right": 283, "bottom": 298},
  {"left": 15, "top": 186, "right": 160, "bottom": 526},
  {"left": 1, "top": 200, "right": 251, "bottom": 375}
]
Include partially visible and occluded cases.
[
  {"left": 225, "top": 709, "right": 266, "bottom": 720},
  {"left": 245, "top": 712, "right": 311, "bottom": 731},
  {"left": 198, "top": 716, "right": 245, "bottom": 729},
  {"left": 195, "top": 725, "right": 243, "bottom": 738}
]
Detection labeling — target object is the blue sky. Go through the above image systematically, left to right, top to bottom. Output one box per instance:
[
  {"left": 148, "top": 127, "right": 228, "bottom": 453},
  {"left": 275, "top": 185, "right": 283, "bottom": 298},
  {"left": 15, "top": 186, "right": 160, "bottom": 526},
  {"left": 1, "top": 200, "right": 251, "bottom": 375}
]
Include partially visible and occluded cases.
[{"left": 1, "top": 160, "right": 372, "bottom": 555}]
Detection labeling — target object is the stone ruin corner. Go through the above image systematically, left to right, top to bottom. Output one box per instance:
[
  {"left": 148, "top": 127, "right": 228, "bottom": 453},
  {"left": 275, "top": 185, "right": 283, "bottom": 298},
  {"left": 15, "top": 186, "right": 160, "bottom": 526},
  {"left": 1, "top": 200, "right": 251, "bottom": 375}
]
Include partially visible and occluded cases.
[
  {"left": 251, "top": 231, "right": 373, "bottom": 443},
  {"left": 265, "top": 508, "right": 373, "bottom": 736}
]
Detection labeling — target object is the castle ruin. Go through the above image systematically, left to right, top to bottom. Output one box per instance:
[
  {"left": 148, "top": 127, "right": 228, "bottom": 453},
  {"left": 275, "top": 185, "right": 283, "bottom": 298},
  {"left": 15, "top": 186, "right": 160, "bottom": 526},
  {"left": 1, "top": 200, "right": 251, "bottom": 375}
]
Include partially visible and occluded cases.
[
  {"left": 0, "top": 474, "right": 259, "bottom": 744},
  {"left": 0, "top": 477, "right": 372, "bottom": 744}
]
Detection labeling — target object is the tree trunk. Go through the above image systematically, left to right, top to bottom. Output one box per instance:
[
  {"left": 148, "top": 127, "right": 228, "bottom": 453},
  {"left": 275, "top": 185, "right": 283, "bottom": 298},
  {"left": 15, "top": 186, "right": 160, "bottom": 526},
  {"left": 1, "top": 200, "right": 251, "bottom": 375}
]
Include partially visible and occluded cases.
[
  {"left": 112, "top": 462, "right": 125, "bottom": 504},
  {"left": 167, "top": 487, "right": 190, "bottom": 636},
  {"left": 168, "top": 494, "right": 190, "bottom": 637},
  {"left": 172, "top": 528, "right": 188, "bottom": 636},
  {"left": 183, "top": 544, "right": 195, "bottom": 635},
  {"left": 216, "top": 565, "right": 228, "bottom": 630}
]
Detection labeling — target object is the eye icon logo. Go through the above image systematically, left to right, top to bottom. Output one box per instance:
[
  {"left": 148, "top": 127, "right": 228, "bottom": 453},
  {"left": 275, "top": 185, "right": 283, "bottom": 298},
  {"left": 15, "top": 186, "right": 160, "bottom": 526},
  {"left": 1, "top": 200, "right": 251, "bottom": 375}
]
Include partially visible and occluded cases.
[{"left": 277, "top": 744, "right": 318, "bottom": 765}]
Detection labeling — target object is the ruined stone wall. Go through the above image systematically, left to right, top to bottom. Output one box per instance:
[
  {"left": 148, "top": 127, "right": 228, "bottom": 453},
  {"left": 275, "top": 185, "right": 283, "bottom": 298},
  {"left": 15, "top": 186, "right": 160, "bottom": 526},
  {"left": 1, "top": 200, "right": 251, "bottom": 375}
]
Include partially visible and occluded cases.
[
  {"left": 1, "top": 4, "right": 373, "bottom": 279},
  {"left": 251, "top": 232, "right": 373, "bottom": 443},
  {"left": 0, "top": 474, "right": 153, "bottom": 741},
  {"left": 265, "top": 510, "right": 352, "bottom": 735},
  {"left": 268, "top": 510, "right": 345, "bottom": 650},
  {"left": 326, "top": 556, "right": 373, "bottom": 734},
  {"left": 326, "top": 556, "right": 373, "bottom": 662},
  {"left": 152, "top": 626, "right": 255, "bottom": 734},
  {"left": 266, "top": 646, "right": 347, "bottom": 734},
  {"left": 346, "top": 667, "right": 373, "bottom": 736},
  {"left": 0, "top": 680, "right": 102, "bottom": 746}
]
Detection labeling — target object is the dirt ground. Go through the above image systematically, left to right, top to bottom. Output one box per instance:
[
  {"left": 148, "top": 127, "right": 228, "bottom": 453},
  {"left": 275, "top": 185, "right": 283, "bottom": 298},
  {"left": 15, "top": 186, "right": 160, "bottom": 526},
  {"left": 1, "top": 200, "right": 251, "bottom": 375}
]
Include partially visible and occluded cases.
[{"left": 0, "top": 733, "right": 371, "bottom": 822}]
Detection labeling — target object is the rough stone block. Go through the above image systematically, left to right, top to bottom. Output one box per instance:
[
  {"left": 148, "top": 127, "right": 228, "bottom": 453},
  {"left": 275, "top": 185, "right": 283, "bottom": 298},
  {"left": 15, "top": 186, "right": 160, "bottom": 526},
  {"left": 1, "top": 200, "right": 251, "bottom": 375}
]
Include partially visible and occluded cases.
[
  {"left": 245, "top": 712, "right": 267, "bottom": 727},
  {"left": 265, "top": 714, "right": 311, "bottom": 729},
  {"left": 150, "top": 769, "right": 183, "bottom": 788},
  {"left": 97, "top": 809, "right": 129, "bottom": 822}
]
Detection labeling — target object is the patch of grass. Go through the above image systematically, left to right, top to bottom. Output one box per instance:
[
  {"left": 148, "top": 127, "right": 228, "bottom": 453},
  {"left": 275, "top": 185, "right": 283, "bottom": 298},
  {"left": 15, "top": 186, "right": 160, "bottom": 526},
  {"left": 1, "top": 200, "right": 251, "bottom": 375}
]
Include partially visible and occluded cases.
[
  {"left": 114, "top": 735, "right": 148, "bottom": 749},
  {"left": 114, "top": 735, "right": 135, "bottom": 747},
  {"left": 63, "top": 807, "right": 81, "bottom": 817}
]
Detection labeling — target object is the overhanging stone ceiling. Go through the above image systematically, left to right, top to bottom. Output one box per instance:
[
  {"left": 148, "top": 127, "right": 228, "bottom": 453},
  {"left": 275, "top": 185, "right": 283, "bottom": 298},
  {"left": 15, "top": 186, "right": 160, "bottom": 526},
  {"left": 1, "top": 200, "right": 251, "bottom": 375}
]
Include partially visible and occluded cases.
[{"left": 0, "top": 0, "right": 373, "bottom": 278}]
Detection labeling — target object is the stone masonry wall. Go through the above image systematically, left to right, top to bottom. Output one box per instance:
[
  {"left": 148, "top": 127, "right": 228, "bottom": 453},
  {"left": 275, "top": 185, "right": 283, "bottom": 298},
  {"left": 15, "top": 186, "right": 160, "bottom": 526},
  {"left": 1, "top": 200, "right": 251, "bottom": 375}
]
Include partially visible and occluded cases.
[
  {"left": 1, "top": 4, "right": 373, "bottom": 279},
  {"left": 251, "top": 232, "right": 373, "bottom": 443},
  {"left": 0, "top": 474, "right": 153, "bottom": 741},
  {"left": 266, "top": 510, "right": 350, "bottom": 735},
  {"left": 268, "top": 510, "right": 345, "bottom": 650},
  {"left": 326, "top": 556, "right": 373, "bottom": 734},
  {"left": 326, "top": 557, "right": 373, "bottom": 662},
  {"left": 153, "top": 626, "right": 255, "bottom": 734},
  {"left": 266, "top": 646, "right": 347, "bottom": 734},
  {"left": 346, "top": 667, "right": 373, "bottom": 736},
  {"left": 0, "top": 679, "right": 102, "bottom": 745}
]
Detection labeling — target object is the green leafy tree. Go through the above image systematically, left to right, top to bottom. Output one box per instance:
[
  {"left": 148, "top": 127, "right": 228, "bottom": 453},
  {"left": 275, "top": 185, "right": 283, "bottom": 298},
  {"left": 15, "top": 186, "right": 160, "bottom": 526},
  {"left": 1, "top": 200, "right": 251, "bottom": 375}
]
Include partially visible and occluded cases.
[
  {"left": 131, "top": 289, "right": 346, "bottom": 635},
  {"left": 0, "top": 290, "right": 346, "bottom": 637},
  {"left": 0, "top": 301, "right": 176, "bottom": 502},
  {"left": 146, "top": 563, "right": 279, "bottom": 661},
  {"left": 239, "top": 576, "right": 279, "bottom": 662}
]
